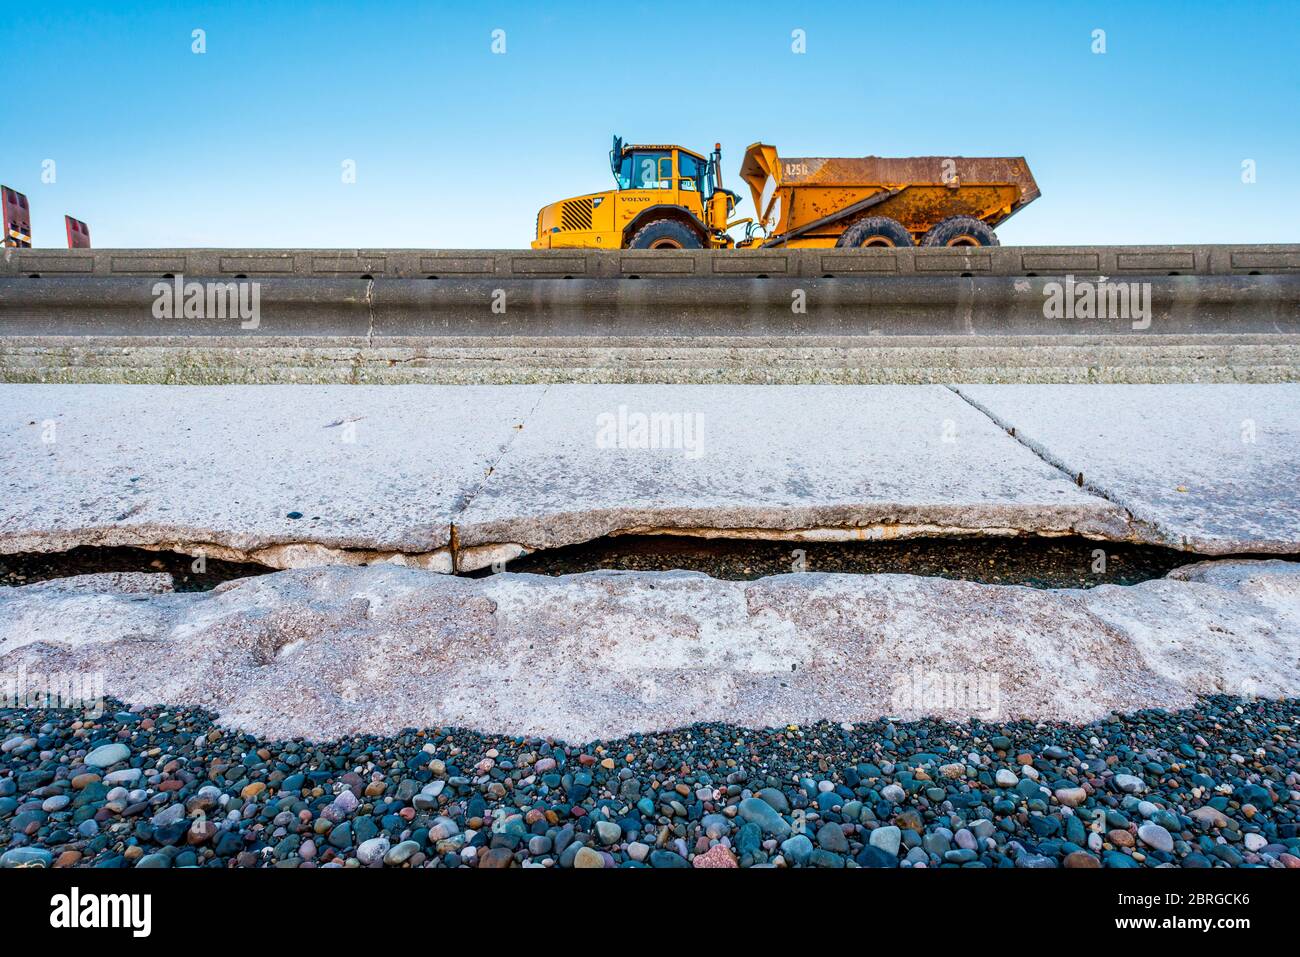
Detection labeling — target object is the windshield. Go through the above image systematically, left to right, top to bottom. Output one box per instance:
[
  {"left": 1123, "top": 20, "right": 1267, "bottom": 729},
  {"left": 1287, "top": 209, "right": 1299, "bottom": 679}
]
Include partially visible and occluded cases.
[{"left": 615, "top": 150, "right": 672, "bottom": 189}]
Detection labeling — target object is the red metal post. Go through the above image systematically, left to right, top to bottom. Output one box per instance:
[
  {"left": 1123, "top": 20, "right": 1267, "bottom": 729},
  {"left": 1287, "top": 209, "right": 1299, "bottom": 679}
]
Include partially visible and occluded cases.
[
  {"left": 2, "top": 186, "right": 32, "bottom": 248},
  {"left": 65, "top": 215, "right": 91, "bottom": 248}
]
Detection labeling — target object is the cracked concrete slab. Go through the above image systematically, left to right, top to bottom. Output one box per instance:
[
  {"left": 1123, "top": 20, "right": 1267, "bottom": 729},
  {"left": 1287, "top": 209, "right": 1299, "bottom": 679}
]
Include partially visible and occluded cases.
[
  {"left": 4, "top": 383, "right": 1294, "bottom": 572},
  {"left": 0, "top": 384, "right": 544, "bottom": 570},
  {"left": 452, "top": 384, "right": 1130, "bottom": 570},
  {"left": 954, "top": 384, "right": 1300, "bottom": 554},
  {"left": 1, "top": 560, "right": 1296, "bottom": 742}
]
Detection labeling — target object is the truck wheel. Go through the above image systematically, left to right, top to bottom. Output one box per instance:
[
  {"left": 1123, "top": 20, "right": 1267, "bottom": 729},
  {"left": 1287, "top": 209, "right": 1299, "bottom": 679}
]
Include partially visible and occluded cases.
[
  {"left": 836, "top": 216, "right": 914, "bottom": 248},
  {"left": 921, "top": 216, "right": 999, "bottom": 247},
  {"left": 627, "top": 219, "right": 703, "bottom": 249}
]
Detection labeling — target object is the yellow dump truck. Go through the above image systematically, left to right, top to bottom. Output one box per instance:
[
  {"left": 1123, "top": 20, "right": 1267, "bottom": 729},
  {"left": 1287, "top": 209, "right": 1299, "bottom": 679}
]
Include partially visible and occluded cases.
[{"left": 532, "top": 136, "right": 1039, "bottom": 250}]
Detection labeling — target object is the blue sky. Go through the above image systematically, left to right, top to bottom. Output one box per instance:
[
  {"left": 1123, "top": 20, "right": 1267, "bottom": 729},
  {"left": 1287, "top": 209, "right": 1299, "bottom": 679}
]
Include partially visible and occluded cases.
[{"left": 2, "top": 0, "right": 1297, "bottom": 248}]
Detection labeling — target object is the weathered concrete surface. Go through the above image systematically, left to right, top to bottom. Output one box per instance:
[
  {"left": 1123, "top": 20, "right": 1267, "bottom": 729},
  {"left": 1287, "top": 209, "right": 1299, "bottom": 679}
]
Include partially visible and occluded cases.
[
  {"left": 4, "top": 335, "right": 1297, "bottom": 385},
  {"left": 0, "top": 384, "right": 545, "bottom": 570},
  {"left": 453, "top": 384, "right": 1128, "bottom": 570},
  {"left": 955, "top": 384, "right": 1300, "bottom": 554},
  {"left": 1, "top": 561, "right": 1295, "bottom": 742}
]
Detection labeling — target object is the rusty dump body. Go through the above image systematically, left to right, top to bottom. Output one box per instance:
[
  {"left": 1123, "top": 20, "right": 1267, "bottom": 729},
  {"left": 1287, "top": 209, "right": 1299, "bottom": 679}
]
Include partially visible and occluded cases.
[{"left": 738, "top": 143, "right": 1040, "bottom": 247}]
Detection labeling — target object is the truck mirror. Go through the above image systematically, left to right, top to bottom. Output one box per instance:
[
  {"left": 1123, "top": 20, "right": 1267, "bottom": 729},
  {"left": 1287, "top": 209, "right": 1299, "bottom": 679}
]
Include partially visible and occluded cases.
[{"left": 610, "top": 135, "right": 623, "bottom": 176}]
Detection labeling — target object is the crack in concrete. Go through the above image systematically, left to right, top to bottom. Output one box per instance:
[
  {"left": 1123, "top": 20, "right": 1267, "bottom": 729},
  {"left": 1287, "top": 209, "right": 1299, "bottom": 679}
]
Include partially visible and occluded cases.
[
  {"left": 362, "top": 277, "right": 376, "bottom": 349},
  {"left": 446, "top": 384, "right": 552, "bottom": 571},
  {"left": 945, "top": 384, "right": 1175, "bottom": 547}
]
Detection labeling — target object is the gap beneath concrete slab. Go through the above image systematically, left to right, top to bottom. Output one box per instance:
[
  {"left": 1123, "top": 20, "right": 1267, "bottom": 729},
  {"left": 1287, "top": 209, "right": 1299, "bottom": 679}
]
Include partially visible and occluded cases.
[
  {"left": 466, "top": 534, "right": 1250, "bottom": 588},
  {"left": 7, "top": 536, "right": 1293, "bottom": 592},
  {"left": 0, "top": 546, "right": 274, "bottom": 591}
]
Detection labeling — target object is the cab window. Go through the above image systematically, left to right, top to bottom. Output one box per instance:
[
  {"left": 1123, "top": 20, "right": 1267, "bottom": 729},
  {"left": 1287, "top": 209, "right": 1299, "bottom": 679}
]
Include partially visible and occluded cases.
[
  {"left": 617, "top": 150, "right": 672, "bottom": 189},
  {"left": 679, "top": 153, "right": 705, "bottom": 192}
]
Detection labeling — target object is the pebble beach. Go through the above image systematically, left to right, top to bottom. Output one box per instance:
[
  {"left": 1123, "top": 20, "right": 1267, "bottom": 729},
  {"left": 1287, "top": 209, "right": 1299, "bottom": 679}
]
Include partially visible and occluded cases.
[{"left": 2, "top": 695, "right": 1296, "bottom": 870}]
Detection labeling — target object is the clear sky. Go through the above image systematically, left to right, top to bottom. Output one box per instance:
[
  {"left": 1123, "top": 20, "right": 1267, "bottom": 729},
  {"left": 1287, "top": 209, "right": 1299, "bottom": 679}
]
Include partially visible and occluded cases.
[{"left": 2, "top": 0, "right": 1297, "bottom": 248}]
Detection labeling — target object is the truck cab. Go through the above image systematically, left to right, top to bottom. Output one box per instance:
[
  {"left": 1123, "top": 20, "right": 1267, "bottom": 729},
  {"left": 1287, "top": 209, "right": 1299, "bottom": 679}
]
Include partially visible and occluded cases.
[{"left": 532, "top": 137, "right": 739, "bottom": 249}]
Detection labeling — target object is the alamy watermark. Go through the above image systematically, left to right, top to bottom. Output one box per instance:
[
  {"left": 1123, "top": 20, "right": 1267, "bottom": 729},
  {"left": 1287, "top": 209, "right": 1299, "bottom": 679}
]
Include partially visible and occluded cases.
[
  {"left": 152, "top": 274, "right": 261, "bottom": 329},
  {"left": 1043, "top": 274, "right": 1151, "bottom": 330},
  {"left": 595, "top": 405, "right": 705, "bottom": 459},
  {"left": 1, "top": 665, "right": 104, "bottom": 717},
  {"left": 891, "top": 670, "right": 1001, "bottom": 720},
  {"left": 50, "top": 887, "right": 151, "bottom": 936}
]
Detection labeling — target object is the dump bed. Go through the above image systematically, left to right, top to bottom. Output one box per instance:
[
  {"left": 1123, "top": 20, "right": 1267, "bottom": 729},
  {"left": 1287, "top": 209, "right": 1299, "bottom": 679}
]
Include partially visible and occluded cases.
[{"left": 739, "top": 143, "right": 1040, "bottom": 247}]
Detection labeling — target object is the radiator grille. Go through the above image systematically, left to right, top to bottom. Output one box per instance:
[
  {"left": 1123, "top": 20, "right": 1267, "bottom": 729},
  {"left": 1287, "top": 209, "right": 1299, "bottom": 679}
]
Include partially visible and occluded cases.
[{"left": 560, "top": 199, "right": 593, "bottom": 231}]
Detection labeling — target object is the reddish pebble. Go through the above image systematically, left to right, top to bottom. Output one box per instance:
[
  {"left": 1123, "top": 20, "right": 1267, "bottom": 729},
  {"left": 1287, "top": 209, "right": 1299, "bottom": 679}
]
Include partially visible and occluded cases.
[{"left": 692, "top": 845, "right": 738, "bottom": 869}]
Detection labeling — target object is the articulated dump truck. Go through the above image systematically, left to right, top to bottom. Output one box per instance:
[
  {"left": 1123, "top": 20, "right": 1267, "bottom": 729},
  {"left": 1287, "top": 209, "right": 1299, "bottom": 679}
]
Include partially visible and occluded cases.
[{"left": 532, "top": 136, "right": 1039, "bottom": 250}]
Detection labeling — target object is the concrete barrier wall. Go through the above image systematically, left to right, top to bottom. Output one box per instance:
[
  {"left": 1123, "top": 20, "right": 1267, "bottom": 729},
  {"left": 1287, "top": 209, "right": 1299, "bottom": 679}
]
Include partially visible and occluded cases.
[
  {"left": 4, "top": 244, "right": 1300, "bottom": 279},
  {"left": 3, "top": 246, "right": 1297, "bottom": 383},
  {"left": 2, "top": 275, "right": 1297, "bottom": 337}
]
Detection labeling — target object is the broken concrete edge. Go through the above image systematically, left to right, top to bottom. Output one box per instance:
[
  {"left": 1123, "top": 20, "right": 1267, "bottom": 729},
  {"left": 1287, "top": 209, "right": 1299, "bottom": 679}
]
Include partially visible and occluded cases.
[
  {"left": 450, "top": 508, "right": 1134, "bottom": 573},
  {"left": 0, "top": 511, "right": 1137, "bottom": 576},
  {"left": 4, "top": 511, "right": 1292, "bottom": 577},
  {"left": 0, "top": 530, "right": 453, "bottom": 574},
  {"left": 2, "top": 558, "right": 1297, "bottom": 743}
]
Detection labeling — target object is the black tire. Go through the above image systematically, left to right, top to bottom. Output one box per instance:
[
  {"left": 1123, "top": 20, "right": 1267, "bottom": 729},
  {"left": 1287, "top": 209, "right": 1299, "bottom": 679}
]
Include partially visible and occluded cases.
[
  {"left": 836, "top": 215, "right": 914, "bottom": 248},
  {"left": 920, "top": 216, "right": 999, "bottom": 247},
  {"left": 626, "top": 219, "right": 704, "bottom": 249}
]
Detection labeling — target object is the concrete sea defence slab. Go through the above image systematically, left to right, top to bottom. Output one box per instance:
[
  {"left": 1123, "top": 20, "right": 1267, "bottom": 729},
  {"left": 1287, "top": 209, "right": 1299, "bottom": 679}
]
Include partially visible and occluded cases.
[
  {"left": 2, "top": 384, "right": 1296, "bottom": 571},
  {"left": 0, "top": 560, "right": 1296, "bottom": 742}
]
